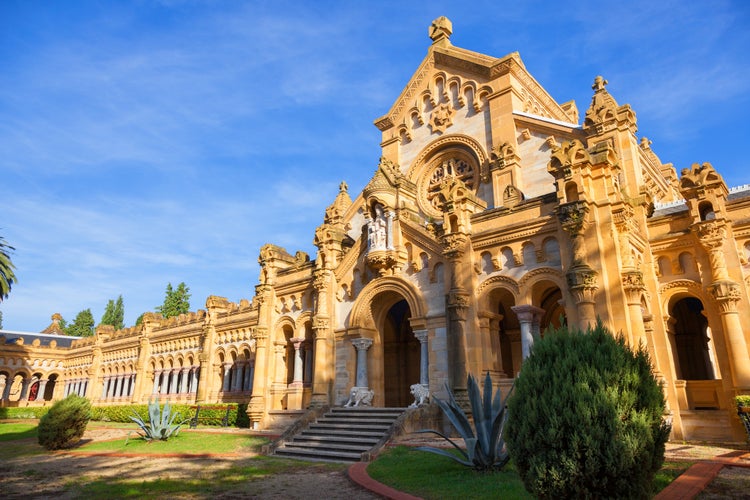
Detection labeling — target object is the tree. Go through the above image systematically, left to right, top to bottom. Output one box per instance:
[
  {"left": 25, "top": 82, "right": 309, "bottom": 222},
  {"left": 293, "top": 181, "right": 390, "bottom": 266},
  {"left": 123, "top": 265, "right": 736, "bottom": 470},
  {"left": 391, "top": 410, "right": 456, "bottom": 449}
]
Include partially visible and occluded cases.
[
  {"left": 0, "top": 234, "right": 17, "bottom": 301},
  {"left": 156, "top": 282, "right": 191, "bottom": 318},
  {"left": 101, "top": 295, "right": 124, "bottom": 330},
  {"left": 0, "top": 309, "right": 3, "bottom": 329},
  {"left": 65, "top": 309, "right": 95, "bottom": 337},
  {"left": 506, "top": 319, "right": 670, "bottom": 499}
]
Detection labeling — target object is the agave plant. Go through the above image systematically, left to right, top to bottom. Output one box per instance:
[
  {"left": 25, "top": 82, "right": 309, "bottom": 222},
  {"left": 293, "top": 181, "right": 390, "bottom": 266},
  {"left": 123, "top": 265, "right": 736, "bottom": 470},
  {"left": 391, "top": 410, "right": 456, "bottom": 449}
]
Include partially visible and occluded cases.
[
  {"left": 415, "top": 372, "right": 514, "bottom": 471},
  {"left": 130, "top": 400, "right": 186, "bottom": 441}
]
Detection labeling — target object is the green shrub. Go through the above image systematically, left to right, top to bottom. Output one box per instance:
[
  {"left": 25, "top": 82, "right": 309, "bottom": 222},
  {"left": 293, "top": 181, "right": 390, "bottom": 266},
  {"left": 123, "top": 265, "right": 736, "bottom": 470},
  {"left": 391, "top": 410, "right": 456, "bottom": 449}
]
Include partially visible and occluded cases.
[
  {"left": 506, "top": 319, "right": 670, "bottom": 499},
  {"left": 37, "top": 395, "right": 92, "bottom": 450},
  {"left": 89, "top": 403, "right": 242, "bottom": 426},
  {"left": 0, "top": 406, "right": 50, "bottom": 419}
]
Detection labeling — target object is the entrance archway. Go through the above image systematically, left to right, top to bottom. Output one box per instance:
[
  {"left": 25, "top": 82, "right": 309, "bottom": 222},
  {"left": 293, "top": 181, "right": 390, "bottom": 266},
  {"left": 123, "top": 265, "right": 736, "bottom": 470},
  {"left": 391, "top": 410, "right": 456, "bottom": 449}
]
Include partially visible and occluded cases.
[
  {"left": 671, "top": 297, "right": 715, "bottom": 380},
  {"left": 382, "top": 300, "right": 420, "bottom": 407}
]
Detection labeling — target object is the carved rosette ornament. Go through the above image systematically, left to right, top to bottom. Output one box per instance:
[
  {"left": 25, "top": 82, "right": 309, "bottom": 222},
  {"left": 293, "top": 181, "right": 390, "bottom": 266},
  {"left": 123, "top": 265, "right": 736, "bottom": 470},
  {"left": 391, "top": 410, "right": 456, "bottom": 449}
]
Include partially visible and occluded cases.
[
  {"left": 429, "top": 102, "right": 455, "bottom": 134},
  {"left": 707, "top": 280, "right": 741, "bottom": 313}
]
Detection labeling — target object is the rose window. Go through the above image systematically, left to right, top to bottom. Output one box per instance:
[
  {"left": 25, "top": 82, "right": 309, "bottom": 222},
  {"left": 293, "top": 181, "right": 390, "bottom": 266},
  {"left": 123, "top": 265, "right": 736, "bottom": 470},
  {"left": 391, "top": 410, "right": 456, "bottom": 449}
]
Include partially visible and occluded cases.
[{"left": 426, "top": 158, "right": 475, "bottom": 211}]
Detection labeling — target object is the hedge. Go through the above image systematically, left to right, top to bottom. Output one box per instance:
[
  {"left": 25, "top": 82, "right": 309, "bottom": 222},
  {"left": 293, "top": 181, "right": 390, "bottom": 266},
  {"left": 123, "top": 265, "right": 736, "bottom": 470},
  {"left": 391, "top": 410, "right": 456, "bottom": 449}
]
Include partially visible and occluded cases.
[{"left": 2, "top": 402, "right": 249, "bottom": 428}]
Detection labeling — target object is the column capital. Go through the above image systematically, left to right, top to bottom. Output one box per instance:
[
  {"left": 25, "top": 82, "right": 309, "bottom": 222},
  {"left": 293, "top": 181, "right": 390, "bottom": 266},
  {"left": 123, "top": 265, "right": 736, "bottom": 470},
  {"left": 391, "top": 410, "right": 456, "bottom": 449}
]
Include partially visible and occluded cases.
[
  {"left": 708, "top": 279, "right": 742, "bottom": 313},
  {"left": 511, "top": 304, "right": 545, "bottom": 322},
  {"left": 413, "top": 330, "right": 429, "bottom": 344},
  {"left": 351, "top": 337, "right": 373, "bottom": 351}
]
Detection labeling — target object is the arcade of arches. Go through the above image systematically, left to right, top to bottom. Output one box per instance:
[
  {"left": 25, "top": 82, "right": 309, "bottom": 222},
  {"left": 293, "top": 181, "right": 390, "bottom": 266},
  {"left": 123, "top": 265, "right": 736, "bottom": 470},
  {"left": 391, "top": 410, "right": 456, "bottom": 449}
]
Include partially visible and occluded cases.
[{"left": 2, "top": 17, "right": 750, "bottom": 443}]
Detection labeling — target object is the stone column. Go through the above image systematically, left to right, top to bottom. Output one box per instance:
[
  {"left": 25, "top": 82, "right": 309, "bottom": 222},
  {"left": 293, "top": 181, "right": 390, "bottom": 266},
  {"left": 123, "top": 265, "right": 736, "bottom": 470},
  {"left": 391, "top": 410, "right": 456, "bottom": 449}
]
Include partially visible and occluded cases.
[
  {"left": 556, "top": 201, "right": 598, "bottom": 330},
  {"left": 694, "top": 220, "right": 750, "bottom": 388},
  {"left": 623, "top": 271, "right": 648, "bottom": 348},
  {"left": 512, "top": 305, "right": 545, "bottom": 359},
  {"left": 413, "top": 330, "right": 429, "bottom": 386},
  {"left": 290, "top": 338, "right": 305, "bottom": 385},
  {"left": 351, "top": 338, "right": 373, "bottom": 389},
  {"left": 303, "top": 343, "right": 313, "bottom": 384},
  {"left": 221, "top": 363, "right": 233, "bottom": 392},
  {"left": 232, "top": 363, "right": 244, "bottom": 392},
  {"left": 245, "top": 363, "right": 255, "bottom": 393},
  {"left": 189, "top": 367, "right": 199, "bottom": 393},
  {"left": 180, "top": 368, "right": 190, "bottom": 394},
  {"left": 152, "top": 370, "right": 161, "bottom": 395},
  {"left": 169, "top": 370, "right": 179, "bottom": 395},
  {"left": 0, "top": 374, "right": 7, "bottom": 403},
  {"left": 3, "top": 376, "right": 14, "bottom": 400},
  {"left": 113, "top": 376, "right": 122, "bottom": 399},
  {"left": 106, "top": 377, "right": 115, "bottom": 398},
  {"left": 19, "top": 378, "right": 31, "bottom": 401},
  {"left": 101, "top": 378, "right": 109, "bottom": 399},
  {"left": 37, "top": 379, "right": 48, "bottom": 401}
]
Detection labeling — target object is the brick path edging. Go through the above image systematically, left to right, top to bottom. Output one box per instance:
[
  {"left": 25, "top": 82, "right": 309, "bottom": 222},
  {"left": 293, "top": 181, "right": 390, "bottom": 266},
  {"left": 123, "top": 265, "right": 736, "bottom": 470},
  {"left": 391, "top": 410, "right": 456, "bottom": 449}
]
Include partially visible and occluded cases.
[{"left": 655, "top": 451, "right": 750, "bottom": 500}]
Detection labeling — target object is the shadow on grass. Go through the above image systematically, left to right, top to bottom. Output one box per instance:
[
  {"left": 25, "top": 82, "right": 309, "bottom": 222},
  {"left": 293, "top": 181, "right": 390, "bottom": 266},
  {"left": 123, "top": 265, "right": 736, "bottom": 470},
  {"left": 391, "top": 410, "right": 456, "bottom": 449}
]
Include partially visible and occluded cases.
[{"left": 63, "top": 456, "right": 346, "bottom": 499}]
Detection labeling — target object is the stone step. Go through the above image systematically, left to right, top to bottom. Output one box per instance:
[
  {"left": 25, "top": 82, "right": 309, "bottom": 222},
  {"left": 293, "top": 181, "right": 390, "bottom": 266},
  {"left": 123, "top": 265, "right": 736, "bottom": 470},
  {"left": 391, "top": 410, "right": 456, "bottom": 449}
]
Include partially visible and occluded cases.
[
  {"left": 272, "top": 406, "right": 407, "bottom": 463},
  {"left": 318, "top": 416, "right": 400, "bottom": 425},
  {"left": 308, "top": 422, "right": 393, "bottom": 432},
  {"left": 301, "top": 428, "right": 386, "bottom": 439},
  {"left": 282, "top": 441, "right": 374, "bottom": 453},
  {"left": 274, "top": 446, "right": 363, "bottom": 462}
]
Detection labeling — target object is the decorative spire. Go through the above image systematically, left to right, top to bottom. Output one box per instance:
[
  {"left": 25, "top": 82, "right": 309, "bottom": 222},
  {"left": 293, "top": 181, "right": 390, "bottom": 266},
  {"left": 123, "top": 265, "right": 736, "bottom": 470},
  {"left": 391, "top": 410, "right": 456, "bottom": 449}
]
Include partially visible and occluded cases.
[
  {"left": 429, "top": 16, "right": 452, "bottom": 45},
  {"left": 583, "top": 75, "right": 636, "bottom": 134},
  {"left": 41, "top": 313, "right": 65, "bottom": 335}
]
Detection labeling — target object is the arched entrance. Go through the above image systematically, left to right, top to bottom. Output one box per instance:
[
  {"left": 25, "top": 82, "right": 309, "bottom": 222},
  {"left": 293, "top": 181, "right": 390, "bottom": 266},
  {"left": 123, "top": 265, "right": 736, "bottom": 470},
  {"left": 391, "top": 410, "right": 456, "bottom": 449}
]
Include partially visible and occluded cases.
[
  {"left": 671, "top": 297, "right": 715, "bottom": 380},
  {"left": 382, "top": 299, "right": 420, "bottom": 407}
]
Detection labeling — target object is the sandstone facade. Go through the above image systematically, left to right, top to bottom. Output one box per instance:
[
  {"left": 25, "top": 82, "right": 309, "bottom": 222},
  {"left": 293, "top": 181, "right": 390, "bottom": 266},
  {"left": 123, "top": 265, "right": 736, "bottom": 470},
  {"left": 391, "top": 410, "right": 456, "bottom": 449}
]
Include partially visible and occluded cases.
[{"left": 2, "top": 17, "right": 749, "bottom": 442}]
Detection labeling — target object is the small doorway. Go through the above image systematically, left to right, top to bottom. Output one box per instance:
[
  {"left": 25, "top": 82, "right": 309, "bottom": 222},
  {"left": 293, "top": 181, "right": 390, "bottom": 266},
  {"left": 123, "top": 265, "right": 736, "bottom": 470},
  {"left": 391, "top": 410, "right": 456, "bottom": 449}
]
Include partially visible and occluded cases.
[{"left": 382, "top": 300, "right": 420, "bottom": 407}]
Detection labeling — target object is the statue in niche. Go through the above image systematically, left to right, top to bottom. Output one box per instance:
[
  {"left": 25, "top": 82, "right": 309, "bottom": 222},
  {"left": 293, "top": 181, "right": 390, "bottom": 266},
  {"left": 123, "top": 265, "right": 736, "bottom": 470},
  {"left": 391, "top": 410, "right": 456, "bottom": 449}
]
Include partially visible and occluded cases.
[{"left": 367, "top": 203, "right": 388, "bottom": 250}]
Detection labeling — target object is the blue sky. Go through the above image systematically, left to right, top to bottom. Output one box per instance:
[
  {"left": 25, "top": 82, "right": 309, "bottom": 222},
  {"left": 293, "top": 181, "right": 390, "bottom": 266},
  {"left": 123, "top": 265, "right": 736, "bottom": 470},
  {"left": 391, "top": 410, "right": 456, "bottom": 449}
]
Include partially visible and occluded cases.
[{"left": 2, "top": 0, "right": 749, "bottom": 332}]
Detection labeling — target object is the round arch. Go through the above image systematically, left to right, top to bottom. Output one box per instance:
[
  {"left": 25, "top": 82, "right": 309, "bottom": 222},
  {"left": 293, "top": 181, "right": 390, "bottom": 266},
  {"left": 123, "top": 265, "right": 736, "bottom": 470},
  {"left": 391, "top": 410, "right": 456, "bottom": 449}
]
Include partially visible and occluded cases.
[{"left": 350, "top": 276, "right": 427, "bottom": 329}]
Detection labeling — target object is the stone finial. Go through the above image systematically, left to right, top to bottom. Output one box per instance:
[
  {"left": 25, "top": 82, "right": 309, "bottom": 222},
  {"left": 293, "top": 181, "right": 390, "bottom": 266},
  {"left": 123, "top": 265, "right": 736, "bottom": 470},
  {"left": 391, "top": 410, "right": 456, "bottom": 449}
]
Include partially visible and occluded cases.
[
  {"left": 429, "top": 16, "right": 453, "bottom": 44},
  {"left": 592, "top": 75, "right": 608, "bottom": 92}
]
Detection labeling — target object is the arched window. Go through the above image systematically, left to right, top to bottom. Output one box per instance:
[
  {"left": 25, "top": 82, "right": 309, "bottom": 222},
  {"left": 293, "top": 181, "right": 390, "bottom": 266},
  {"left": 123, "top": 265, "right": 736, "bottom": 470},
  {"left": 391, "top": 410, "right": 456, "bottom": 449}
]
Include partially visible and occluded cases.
[
  {"left": 565, "top": 182, "right": 579, "bottom": 202},
  {"left": 699, "top": 201, "right": 715, "bottom": 221}
]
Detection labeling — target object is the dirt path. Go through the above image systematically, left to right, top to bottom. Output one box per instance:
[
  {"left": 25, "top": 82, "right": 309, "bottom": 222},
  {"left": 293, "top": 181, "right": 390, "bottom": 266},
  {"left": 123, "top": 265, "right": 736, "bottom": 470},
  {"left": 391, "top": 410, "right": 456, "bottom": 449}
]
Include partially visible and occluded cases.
[{"left": 0, "top": 427, "right": 380, "bottom": 499}]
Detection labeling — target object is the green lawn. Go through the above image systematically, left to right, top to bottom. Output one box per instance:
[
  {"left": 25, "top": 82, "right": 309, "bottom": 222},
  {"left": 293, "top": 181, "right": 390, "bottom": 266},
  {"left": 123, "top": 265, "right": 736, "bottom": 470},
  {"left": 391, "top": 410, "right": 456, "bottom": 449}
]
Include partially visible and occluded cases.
[
  {"left": 0, "top": 420, "right": 695, "bottom": 498},
  {"left": 0, "top": 422, "right": 38, "bottom": 441},
  {"left": 74, "top": 430, "right": 267, "bottom": 454},
  {"left": 368, "top": 446, "right": 532, "bottom": 499},
  {"left": 369, "top": 446, "right": 695, "bottom": 499}
]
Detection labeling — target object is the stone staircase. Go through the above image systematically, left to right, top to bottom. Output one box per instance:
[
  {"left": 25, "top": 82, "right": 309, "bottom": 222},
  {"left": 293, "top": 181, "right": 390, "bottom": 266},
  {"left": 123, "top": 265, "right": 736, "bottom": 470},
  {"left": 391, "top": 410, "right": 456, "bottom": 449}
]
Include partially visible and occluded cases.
[{"left": 273, "top": 406, "right": 406, "bottom": 462}]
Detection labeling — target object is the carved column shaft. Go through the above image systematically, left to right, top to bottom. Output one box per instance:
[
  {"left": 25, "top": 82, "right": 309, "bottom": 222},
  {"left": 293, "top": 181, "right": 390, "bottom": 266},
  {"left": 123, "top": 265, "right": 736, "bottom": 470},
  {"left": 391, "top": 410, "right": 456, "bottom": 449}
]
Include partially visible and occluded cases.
[
  {"left": 414, "top": 330, "right": 429, "bottom": 386},
  {"left": 351, "top": 338, "right": 373, "bottom": 389}
]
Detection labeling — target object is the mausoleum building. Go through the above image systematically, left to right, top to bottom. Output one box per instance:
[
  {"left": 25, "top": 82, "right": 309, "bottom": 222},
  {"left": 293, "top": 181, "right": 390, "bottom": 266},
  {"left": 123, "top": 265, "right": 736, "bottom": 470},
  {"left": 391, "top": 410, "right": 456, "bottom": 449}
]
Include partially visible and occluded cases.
[{"left": 2, "top": 17, "right": 750, "bottom": 442}]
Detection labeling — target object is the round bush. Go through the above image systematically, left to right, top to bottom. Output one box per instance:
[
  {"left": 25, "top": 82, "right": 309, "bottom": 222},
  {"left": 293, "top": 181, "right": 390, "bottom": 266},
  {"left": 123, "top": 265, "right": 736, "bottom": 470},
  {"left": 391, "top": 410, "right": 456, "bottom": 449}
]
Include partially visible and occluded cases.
[
  {"left": 506, "top": 320, "right": 671, "bottom": 499},
  {"left": 38, "top": 394, "right": 92, "bottom": 450}
]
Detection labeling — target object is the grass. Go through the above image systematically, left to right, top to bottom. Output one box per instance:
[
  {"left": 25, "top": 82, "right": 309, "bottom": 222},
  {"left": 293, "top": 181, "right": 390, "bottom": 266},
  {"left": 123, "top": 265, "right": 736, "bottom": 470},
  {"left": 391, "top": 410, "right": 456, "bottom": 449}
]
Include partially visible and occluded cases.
[
  {"left": 0, "top": 422, "right": 38, "bottom": 441},
  {"left": 74, "top": 430, "right": 267, "bottom": 454},
  {"left": 368, "top": 446, "right": 532, "bottom": 499},
  {"left": 369, "top": 446, "right": 695, "bottom": 499},
  {"left": 62, "top": 457, "right": 344, "bottom": 498},
  {"left": 653, "top": 460, "right": 694, "bottom": 493}
]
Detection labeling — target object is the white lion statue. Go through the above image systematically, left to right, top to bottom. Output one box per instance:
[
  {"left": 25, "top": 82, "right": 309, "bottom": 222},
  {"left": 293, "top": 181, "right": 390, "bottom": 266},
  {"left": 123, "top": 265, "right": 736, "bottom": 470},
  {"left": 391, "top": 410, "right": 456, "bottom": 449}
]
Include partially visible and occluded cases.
[
  {"left": 408, "top": 383, "right": 430, "bottom": 408},
  {"left": 343, "top": 387, "right": 374, "bottom": 407}
]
